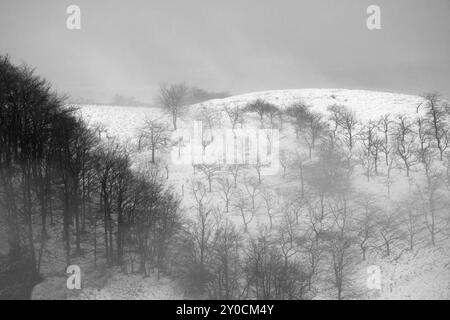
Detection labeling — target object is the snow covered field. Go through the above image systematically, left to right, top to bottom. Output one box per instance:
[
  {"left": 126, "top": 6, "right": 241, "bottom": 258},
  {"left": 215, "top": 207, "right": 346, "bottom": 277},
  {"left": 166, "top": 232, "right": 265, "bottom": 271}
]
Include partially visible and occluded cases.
[
  {"left": 52, "top": 88, "right": 450, "bottom": 300},
  {"left": 79, "top": 89, "right": 423, "bottom": 140}
]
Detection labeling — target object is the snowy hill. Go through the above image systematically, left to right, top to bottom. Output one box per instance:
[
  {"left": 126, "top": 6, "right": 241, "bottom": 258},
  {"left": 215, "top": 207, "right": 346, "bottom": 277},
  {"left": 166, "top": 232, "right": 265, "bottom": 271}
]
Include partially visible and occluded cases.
[
  {"left": 66, "top": 89, "right": 450, "bottom": 300},
  {"left": 79, "top": 89, "right": 424, "bottom": 141},
  {"left": 190, "top": 89, "right": 423, "bottom": 120}
]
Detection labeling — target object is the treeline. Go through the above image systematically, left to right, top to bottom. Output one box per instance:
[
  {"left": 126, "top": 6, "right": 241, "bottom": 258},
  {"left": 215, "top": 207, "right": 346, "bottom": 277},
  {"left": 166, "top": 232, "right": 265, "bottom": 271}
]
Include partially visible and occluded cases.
[{"left": 0, "top": 56, "right": 182, "bottom": 298}]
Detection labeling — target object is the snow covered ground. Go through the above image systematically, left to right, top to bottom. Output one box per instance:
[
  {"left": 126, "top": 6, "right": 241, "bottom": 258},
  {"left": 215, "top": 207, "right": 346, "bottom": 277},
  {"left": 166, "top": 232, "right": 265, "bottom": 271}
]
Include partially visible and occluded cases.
[
  {"left": 61, "top": 88, "right": 449, "bottom": 300},
  {"left": 190, "top": 88, "right": 424, "bottom": 121},
  {"left": 79, "top": 89, "right": 424, "bottom": 141},
  {"left": 72, "top": 272, "right": 184, "bottom": 300}
]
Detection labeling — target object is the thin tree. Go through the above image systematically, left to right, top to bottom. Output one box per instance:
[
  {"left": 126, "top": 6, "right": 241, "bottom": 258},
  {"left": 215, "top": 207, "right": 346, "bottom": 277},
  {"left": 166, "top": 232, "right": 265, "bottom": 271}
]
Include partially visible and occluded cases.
[
  {"left": 156, "top": 82, "right": 189, "bottom": 130},
  {"left": 141, "top": 118, "right": 170, "bottom": 163}
]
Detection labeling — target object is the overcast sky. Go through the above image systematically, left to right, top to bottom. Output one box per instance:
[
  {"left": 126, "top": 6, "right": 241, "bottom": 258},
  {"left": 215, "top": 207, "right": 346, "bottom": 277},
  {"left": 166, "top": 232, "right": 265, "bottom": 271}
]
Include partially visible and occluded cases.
[{"left": 0, "top": 0, "right": 449, "bottom": 103}]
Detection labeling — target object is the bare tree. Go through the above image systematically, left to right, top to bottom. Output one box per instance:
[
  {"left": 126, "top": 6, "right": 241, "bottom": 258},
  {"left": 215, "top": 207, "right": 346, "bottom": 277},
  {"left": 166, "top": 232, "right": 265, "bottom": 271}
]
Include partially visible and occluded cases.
[
  {"left": 156, "top": 82, "right": 189, "bottom": 130},
  {"left": 418, "top": 93, "right": 450, "bottom": 160},
  {"left": 245, "top": 99, "right": 267, "bottom": 125},
  {"left": 246, "top": 99, "right": 279, "bottom": 128},
  {"left": 285, "top": 102, "right": 310, "bottom": 139},
  {"left": 195, "top": 104, "right": 222, "bottom": 130},
  {"left": 224, "top": 104, "right": 245, "bottom": 129},
  {"left": 266, "top": 104, "right": 280, "bottom": 129},
  {"left": 327, "top": 104, "right": 343, "bottom": 145},
  {"left": 328, "top": 105, "right": 359, "bottom": 152},
  {"left": 339, "top": 108, "right": 359, "bottom": 152},
  {"left": 302, "top": 111, "right": 326, "bottom": 159},
  {"left": 379, "top": 114, "right": 393, "bottom": 166},
  {"left": 394, "top": 115, "right": 417, "bottom": 177},
  {"left": 415, "top": 116, "right": 433, "bottom": 169},
  {"left": 140, "top": 118, "right": 170, "bottom": 163},
  {"left": 360, "top": 121, "right": 377, "bottom": 181},
  {"left": 371, "top": 136, "right": 383, "bottom": 176},
  {"left": 279, "top": 149, "right": 291, "bottom": 178},
  {"left": 291, "top": 150, "right": 308, "bottom": 198},
  {"left": 383, "top": 153, "right": 397, "bottom": 199},
  {"left": 253, "top": 160, "right": 264, "bottom": 184},
  {"left": 197, "top": 163, "right": 221, "bottom": 192},
  {"left": 226, "top": 164, "right": 243, "bottom": 188},
  {"left": 416, "top": 167, "right": 444, "bottom": 246},
  {"left": 215, "top": 174, "right": 235, "bottom": 213},
  {"left": 243, "top": 177, "right": 261, "bottom": 212},
  {"left": 181, "top": 180, "right": 216, "bottom": 293},
  {"left": 191, "top": 181, "right": 214, "bottom": 263},
  {"left": 261, "top": 188, "right": 278, "bottom": 230},
  {"left": 233, "top": 193, "right": 255, "bottom": 233},
  {"left": 354, "top": 194, "right": 379, "bottom": 260},
  {"left": 325, "top": 196, "right": 355, "bottom": 300},
  {"left": 398, "top": 198, "right": 421, "bottom": 251},
  {"left": 306, "top": 199, "right": 329, "bottom": 246},
  {"left": 278, "top": 209, "right": 300, "bottom": 267},
  {"left": 376, "top": 209, "right": 402, "bottom": 256},
  {"left": 207, "top": 219, "right": 243, "bottom": 299},
  {"left": 300, "top": 231, "right": 322, "bottom": 293},
  {"left": 243, "top": 233, "right": 285, "bottom": 299}
]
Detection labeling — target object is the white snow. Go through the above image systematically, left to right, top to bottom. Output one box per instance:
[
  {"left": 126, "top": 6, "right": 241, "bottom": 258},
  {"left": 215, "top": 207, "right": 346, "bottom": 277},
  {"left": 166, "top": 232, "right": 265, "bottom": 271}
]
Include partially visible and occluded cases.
[{"left": 67, "top": 89, "right": 449, "bottom": 300}]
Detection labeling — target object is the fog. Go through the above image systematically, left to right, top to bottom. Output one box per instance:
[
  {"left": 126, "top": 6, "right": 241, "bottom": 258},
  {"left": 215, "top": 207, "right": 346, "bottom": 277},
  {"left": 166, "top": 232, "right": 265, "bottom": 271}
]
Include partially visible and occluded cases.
[{"left": 0, "top": 0, "right": 449, "bottom": 103}]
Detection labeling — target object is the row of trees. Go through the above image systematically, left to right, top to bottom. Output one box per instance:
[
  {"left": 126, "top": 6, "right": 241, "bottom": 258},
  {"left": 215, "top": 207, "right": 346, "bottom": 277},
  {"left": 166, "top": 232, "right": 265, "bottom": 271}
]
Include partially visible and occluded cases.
[{"left": 0, "top": 57, "right": 183, "bottom": 298}]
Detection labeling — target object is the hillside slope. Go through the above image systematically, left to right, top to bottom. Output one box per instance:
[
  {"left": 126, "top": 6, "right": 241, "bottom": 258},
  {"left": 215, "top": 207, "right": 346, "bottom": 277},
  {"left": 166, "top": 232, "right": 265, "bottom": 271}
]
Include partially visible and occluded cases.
[{"left": 67, "top": 89, "right": 450, "bottom": 300}]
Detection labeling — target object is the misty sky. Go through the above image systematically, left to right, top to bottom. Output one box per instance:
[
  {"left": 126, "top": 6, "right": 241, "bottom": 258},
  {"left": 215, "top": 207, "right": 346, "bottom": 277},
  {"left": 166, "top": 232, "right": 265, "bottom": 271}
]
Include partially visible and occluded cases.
[{"left": 0, "top": 0, "right": 449, "bottom": 103}]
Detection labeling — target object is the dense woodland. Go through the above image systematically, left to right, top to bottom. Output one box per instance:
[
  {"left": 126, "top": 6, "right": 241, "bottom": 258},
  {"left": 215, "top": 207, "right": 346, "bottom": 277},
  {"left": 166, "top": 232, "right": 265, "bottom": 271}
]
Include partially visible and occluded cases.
[{"left": 1, "top": 56, "right": 450, "bottom": 299}]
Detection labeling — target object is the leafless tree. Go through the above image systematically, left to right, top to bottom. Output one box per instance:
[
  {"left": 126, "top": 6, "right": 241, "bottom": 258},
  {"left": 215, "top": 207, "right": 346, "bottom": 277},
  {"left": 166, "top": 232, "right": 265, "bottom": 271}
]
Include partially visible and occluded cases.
[
  {"left": 156, "top": 82, "right": 189, "bottom": 130},
  {"left": 418, "top": 93, "right": 450, "bottom": 160},
  {"left": 246, "top": 99, "right": 279, "bottom": 128},
  {"left": 285, "top": 102, "right": 310, "bottom": 139},
  {"left": 195, "top": 104, "right": 222, "bottom": 130},
  {"left": 224, "top": 104, "right": 245, "bottom": 129},
  {"left": 266, "top": 104, "right": 280, "bottom": 129},
  {"left": 327, "top": 104, "right": 343, "bottom": 145},
  {"left": 328, "top": 105, "right": 359, "bottom": 152},
  {"left": 302, "top": 111, "right": 326, "bottom": 159},
  {"left": 379, "top": 114, "right": 393, "bottom": 166},
  {"left": 394, "top": 115, "right": 417, "bottom": 177},
  {"left": 415, "top": 117, "right": 433, "bottom": 168},
  {"left": 140, "top": 118, "right": 170, "bottom": 163},
  {"left": 360, "top": 121, "right": 378, "bottom": 181},
  {"left": 371, "top": 136, "right": 384, "bottom": 176},
  {"left": 279, "top": 149, "right": 291, "bottom": 178},
  {"left": 291, "top": 151, "right": 308, "bottom": 198},
  {"left": 383, "top": 153, "right": 397, "bottom": 199},
  {"left": 253, "top": 160, "right": 264, "bottom": 184},
  {"left": 197, "top": 163, "right": 221, "bottom": 192},
  {"left": 226, "top": 164, "right": 243, "bottom": 188},
  {"left": 416, "top": 167, "right": 445, "bottom": 246},
  {"left": 215, "top": 174, "right": 235, "bottom": 213},
  {"left": 243, "top": 177, "right": 261, "bottom": 212},
  {"left": 180, "top": 180, "right": 217, "bottom": 293},
  {"left": 261, "top": 188, "right": 278, "bottom": 230},
  {"left": 233, "top": 193, "right": 255, "bottom": 233},
  {"left": 354, "top": 194, "right": 379, "bottom": 260},
  {"left": 324, "top": 196, "right": 355, "bottom": 300},
  {"left": 398, "top": 198, "right": 422, "bottom": 251},
  {"left": 306, "top": 199, "right": 329, "bottom": 246},
  {"left": 278, "top": 209, "right": 300, "bottom": 267},
  {"left": 376, "top": 209, "right": 402, "bottom": 256},
  {"left": 207, "top": 219, "right": 243, "bottom": 299},
  {"left": 244, "top": 232, "right": 307, "bottom": 300}
]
